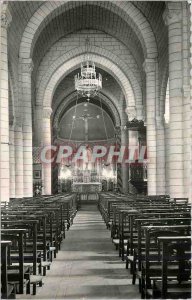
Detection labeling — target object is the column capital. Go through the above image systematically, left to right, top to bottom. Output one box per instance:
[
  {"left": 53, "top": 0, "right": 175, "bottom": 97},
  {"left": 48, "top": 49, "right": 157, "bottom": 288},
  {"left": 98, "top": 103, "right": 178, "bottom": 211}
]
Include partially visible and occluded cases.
[
  {"left": 163, "top": 4, "right": 182, "bottom": 26},
  {"left": 1, "top": 5, "right": 12, "bottom": 29},
  {"left": 20, "top": 58, "right": 34, "bottom": 73},
  {"left": 143, "top": 58, "right": 156, "bottom": 73},
  {"left": 182, "top": 85, "right": 190, "bottom": 99},
  {"left": 125, "top": 106, "right": 137, "bottom": 121},
  {"left": 43, "top": 107, "right": 52, "bottom": 119}
]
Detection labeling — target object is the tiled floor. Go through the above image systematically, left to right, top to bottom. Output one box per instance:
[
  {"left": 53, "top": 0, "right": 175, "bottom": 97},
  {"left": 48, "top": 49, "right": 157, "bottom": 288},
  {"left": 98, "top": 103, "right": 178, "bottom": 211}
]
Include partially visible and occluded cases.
[{"left": 19, "top": 203, "right": 140, "bottom": 299}]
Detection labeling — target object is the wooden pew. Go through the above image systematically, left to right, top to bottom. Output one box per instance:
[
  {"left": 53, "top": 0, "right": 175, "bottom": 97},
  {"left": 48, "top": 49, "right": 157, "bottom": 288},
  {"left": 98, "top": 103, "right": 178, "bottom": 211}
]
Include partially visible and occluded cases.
[
  {"left": 1, "top": 221, "right": 43, "bottom": 295},
  {"left": 141, "top": 225, "right": 191, "bottom": 299},
  {"left": 1, "top": 229, "right": 30, "bottom": 295},
  {"left": 153, "top": 236, "right": 191, "bottom": 299},
  {"left": 1, "top": 240, "right": 16, "bottom": 299}
]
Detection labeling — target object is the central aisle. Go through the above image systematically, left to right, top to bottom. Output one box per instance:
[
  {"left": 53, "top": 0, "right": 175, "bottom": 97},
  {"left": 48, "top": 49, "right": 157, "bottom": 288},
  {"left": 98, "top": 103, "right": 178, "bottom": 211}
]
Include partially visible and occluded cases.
[{"left": 31, "top": 204, "right": 139, "bottom": 299}]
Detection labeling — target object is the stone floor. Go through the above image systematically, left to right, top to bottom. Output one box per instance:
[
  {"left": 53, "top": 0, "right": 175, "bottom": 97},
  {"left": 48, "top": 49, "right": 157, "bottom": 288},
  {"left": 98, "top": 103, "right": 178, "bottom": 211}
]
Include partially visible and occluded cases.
[{"left": 19, "top": 203, "right": 140, "bottom": 299}]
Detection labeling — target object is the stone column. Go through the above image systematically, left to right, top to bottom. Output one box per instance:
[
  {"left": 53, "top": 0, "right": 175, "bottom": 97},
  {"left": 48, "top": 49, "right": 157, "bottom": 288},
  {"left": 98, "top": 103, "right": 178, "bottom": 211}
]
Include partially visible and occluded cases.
[
  {"left": 189, "top": 1, "right": 192, "bottom": 202},
  {"left": 182, "top": 2, "right": 191, "bottom": 199},
  {"left": 163, "top": 3, "right": 184, "bottom": 198},
  {"left": 0, "top": 5, "right": 12, "bottom": 201},
  {"left": 20, "top": 58, "right": 34, "bottom": 197},
  {"left": 143, "top": 59, "right": 157, "bottom": 195},
  {"left": 182, "top": 85, "right": 190, "bottom": 198},
  {"left": 34, "top": 105, "right": 42, "bottom": 146},
  {"left": 42, "top": 108, "right": 52, "bottom": 195},
  {"left": 156, "top": 116, "right": 166, "bottom": 195},
  {"left": 9, "top": 120, "right": 15, "bottom": 198},
  {"left": 15, "top": 121, "right": 24, "bottom": 198},
  {"left": 164, "top": 123, "right": 170, "bottom": 195},
  {"left": 115, "top": 127, "right": 122, "bottom": 192},
  {"left": 121, "top": 127, "right": 129, "bottom": 194}
]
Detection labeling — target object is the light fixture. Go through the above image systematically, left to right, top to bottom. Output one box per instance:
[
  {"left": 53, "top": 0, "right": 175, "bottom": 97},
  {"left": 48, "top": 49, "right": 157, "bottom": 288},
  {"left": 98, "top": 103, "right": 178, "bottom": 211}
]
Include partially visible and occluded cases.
[{"left": 74, "top": 38, "right": 102, "bottom": 101}]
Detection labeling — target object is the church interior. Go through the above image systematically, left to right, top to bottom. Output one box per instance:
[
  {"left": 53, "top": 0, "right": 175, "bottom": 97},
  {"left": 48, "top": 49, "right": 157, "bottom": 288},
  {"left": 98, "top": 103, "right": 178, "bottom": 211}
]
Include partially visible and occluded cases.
[{"left": 0, "top": 1, "right": 191, "bottom": 299}]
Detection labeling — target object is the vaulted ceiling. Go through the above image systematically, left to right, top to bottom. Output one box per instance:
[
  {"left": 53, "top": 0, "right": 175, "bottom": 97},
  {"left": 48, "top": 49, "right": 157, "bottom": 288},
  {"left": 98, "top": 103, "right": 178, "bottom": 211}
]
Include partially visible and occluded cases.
[{"left": 7, "top": 1, "right": 168, "bottom": 143}]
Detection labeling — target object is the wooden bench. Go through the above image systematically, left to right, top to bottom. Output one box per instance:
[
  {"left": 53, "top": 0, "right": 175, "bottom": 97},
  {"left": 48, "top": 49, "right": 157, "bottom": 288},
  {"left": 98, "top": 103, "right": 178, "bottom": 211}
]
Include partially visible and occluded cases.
[
  {"left": 1, "top": 221, "right": 43, "bottom": 295},
  {"left": 141, "top": 225, "right": 191, "bottom": 299},
  {"left": 1, "top": 229, "right": 30, "bottom": 295},
  {"left": 153, "top": 236, "right": 191, "bottom": 299},
  {"left": 1, "top": 240, "right": 16, "bottom": 299}
]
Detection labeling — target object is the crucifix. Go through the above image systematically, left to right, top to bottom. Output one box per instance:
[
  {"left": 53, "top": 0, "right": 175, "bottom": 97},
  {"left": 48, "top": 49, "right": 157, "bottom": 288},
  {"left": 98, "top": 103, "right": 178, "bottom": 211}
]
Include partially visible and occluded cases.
[{"left": 73, "top": 109, "right": 100, "bottom": 142}]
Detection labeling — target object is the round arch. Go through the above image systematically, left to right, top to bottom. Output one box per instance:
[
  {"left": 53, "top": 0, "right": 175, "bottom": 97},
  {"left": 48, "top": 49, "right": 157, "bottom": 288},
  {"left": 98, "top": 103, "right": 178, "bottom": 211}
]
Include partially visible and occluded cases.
[
  {"left": 19, "top": 1, "right": 157, "bottom": 60},
  {"left": 37, "top": 45, "right": 141, "bottom": 108},
  {"left": 37, "top": 50, "right": 142, "bottom": 110},
  {"left": 52, "top": 86, "right": 122, "bottom": 120},
  {"left": 53, "top": 91, "right": 121, "bottom": 130}
]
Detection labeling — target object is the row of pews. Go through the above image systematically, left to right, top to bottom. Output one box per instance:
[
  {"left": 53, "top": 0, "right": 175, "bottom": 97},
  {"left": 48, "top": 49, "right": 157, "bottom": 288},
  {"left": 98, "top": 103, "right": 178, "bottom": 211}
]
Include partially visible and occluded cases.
[
  {"left": 1, "top": 193, "right": 78, "bottom": 299},
  {"left": 99, "top": 193, "right": 191, "bottom": 299}
]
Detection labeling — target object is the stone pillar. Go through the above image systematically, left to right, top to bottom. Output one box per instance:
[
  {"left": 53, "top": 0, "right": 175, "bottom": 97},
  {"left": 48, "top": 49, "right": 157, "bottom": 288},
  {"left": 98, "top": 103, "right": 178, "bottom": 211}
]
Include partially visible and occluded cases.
[
  {"left": 189, "top": 1, "right": 192, "bottom": 202},
  {"left": 182, "top": 2, "right": 191, "bottom": 199},
  {"left": 163, "top": 3, "right": 184, "bottom": 198},
  {"left": 0, "top": 5, "right": 12, "bottom": 201},
  {"left": 20, "top": 58, "right": 34, "bottom": 197},
  {"left": 143, "top": 59, "right": 157, "bottom": 195},
  {"left": 182, "top": 85, "right": 190, "bottom": 198},
  {"left": 34, "top": 105, "right": 42, "bottom": 146},
  {"left": 42, "top": 108, "right": 52, "bottom": 195},
  {"left": 156, "top": 116, "right": 166, "bottom": 195},
  {"left": 9, "top": 121, "right": 15, "bottom": 198},
  {"left": 15, "top": 122, "right": 24, "bottom": 198},
  {"left": 164, "top": 123, "right": 170, "bottom": 195},
  {"left": 115, "top": 127, "right": 122, "bottom": 192},
  {"left": 121, "top": 127, "right": 129, "bottom": 194}
]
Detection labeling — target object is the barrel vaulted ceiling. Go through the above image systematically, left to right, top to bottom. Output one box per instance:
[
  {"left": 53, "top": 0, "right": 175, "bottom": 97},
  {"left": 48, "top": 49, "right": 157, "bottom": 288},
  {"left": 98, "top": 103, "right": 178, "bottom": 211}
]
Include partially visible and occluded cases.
[{"left": 7, "top": 1, "right": 168, "bottom": 142}]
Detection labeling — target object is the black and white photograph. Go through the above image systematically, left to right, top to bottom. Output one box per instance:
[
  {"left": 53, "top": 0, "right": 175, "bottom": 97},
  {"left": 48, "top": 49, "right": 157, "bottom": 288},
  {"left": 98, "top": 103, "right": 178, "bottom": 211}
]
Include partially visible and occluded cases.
[{"left": 0, "top": 0, "right": 191, "bottom": 299}]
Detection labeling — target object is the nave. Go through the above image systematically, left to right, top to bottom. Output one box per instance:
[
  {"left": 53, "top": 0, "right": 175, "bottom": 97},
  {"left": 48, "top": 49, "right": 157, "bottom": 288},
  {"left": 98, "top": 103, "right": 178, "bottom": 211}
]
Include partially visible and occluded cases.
[
  {"left": 1, "top": 193, "right": 191, "bottom": 300},
  {"left": 18, "top": 203, "right": 139, "bottom": 300}
]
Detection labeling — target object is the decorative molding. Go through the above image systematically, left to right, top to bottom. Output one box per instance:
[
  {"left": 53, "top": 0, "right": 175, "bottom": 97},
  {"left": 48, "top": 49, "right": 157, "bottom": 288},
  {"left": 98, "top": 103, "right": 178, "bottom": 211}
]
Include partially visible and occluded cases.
[
  {"left": 1, "top": 5, "right": 12, "bottom": 29},
  {"left": 163, "top": 6, "right": 182, "bottom": 26},
  {"left": 21, "top": 58, "right": 34, "bottom": 73},
  {"left": 143, "top": 58, "right": 156, "bottom": 73},
  {"left": 125, "top": 106, "right": 137, "bottom": 121},
  {"left": 43, "top": 107, "right": 52, "bottom": 119},
  {"left": 115, "top": 126, "right": 121, "bottom": 137}
]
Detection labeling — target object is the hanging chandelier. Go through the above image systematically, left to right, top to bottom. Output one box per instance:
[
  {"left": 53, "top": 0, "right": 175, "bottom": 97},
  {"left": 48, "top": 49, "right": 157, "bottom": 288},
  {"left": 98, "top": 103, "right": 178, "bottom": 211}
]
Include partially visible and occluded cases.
[{"left": 74, "top": 38, "right": 102, "bottom": 101}]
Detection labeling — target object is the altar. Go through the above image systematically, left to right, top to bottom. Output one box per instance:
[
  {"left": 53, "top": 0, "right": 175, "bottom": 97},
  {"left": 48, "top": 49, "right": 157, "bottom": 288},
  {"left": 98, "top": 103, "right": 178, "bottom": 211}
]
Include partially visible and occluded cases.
[{"left": 72, "top": 182, "right": 102, "bottom": 193}]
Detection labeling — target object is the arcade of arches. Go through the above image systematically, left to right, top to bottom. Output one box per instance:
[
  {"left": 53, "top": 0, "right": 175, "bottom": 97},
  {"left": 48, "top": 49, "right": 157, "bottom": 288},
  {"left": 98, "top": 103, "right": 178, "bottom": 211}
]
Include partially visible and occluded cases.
[{"left": 0, "top": 1, "right": 192, "bottom": 202}]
